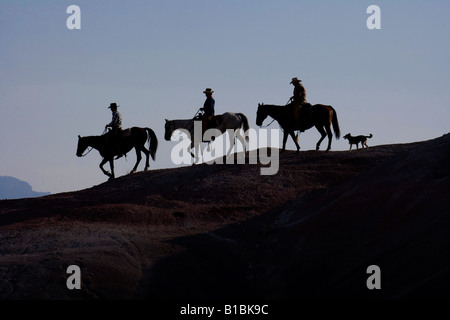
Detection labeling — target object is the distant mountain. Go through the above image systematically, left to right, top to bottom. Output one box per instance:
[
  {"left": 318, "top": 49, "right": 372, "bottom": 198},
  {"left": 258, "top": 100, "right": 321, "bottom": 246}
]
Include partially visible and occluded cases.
[{"left": 0, "top": 176, "right": 50, "bottom": 199}]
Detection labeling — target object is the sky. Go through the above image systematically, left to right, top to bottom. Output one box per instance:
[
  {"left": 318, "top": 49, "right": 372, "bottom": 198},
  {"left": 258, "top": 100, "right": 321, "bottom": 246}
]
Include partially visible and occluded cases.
[{"left": 1, "top": 0, "right": 449, "bottom": 194}]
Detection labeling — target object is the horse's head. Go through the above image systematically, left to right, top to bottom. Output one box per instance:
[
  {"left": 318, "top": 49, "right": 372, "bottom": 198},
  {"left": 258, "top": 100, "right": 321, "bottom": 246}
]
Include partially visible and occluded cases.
[
  {"left": 256, "top": 103, "right": 268, "bottom": 127},
  {"left": 164, "top": 119, "right": 175, "bottom": 141},
  {"left": 76, "top": 135, "right": 88, "bottom": 157}
]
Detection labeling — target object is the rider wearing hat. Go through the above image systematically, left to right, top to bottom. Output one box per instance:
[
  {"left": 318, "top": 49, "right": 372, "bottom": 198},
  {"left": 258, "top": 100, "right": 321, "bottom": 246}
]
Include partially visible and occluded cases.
[
  {"left": 289, "top": 77, "right": 310, "bottom": 131},
  {"left": 290, "top": 77, "right": 306, "bottom": 105},
  {"left": 200, "top": 88, "right": 215, "bottom": 133},
  {"left": 105, "top": 102, "right": 124, "bottom": 158},
  {"left": 105, "top": 103, "right": 122, "bottom": 132}
]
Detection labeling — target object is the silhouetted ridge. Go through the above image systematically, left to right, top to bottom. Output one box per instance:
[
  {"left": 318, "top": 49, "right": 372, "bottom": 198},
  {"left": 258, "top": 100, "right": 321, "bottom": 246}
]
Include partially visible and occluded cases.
[{"left": 0, "top": 176, "right": 50, "bottom": 200}]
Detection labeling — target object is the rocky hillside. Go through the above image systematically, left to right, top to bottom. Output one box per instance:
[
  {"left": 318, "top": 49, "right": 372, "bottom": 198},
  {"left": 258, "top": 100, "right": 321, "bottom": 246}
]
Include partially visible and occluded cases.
[{"left": 1, "top": 134, "right": 449, "bottom": 301}]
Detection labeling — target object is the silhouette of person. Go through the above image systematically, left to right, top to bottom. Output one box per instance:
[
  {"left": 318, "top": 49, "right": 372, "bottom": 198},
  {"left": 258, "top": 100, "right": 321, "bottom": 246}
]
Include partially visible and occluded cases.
[
  {"left": 289, "top": 77, "right": 310, "bottom": 131},
  {"left": 289, "top": 77, "right": 306, "bottom": 105},
  {"left": 200, "top": 88, "right": 215, "bottom": 133},
  {"left": 105, "top": 102, "right": 124, "bottom": 158},
  {"left": 105, "top": 103, "right": 122, "bottom": 132}
]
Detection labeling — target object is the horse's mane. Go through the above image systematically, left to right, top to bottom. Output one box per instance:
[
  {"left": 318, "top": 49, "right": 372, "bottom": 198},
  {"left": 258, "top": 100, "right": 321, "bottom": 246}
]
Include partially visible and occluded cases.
[{"left": 260, "top": 103, "right": 290, "bottom": 109}]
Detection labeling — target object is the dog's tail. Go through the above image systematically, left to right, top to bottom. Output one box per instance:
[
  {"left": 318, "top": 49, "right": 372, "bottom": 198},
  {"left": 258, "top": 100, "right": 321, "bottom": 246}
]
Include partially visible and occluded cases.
[{"left": 367, "top": 134, "right": 373, "bottom": 139}]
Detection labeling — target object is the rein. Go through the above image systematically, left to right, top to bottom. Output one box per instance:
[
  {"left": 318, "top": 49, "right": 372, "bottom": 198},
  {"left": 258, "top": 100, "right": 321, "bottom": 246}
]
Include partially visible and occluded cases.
[
  {"left": 171, "top": 108, "right": 201, "bottom": 137},
  {"left": 185, "top": 108, "right": 202, "bottom": 132},
  {"left": 259, "top": 118, "right": 276, "bottom": 128},
  {"left": 80, "top": 128, "right": 107, "bottom": 157},
  {"left": 80, "top": 146, "right": 93, "bottom": 157}
]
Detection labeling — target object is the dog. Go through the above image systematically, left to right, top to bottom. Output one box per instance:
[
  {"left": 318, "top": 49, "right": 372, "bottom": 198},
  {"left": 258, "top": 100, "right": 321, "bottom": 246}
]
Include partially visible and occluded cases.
[{"left": 343, "top": 133, "right": 373, "bottom": 150}]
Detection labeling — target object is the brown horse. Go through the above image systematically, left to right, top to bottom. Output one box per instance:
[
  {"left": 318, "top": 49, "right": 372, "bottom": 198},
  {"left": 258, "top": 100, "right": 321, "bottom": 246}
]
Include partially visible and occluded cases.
[
  {"left": 256, "top": 103, "right": 340, "bottom": 152},
  {"left": 76, "top": 127, "right": 158, "bottom": 180}
]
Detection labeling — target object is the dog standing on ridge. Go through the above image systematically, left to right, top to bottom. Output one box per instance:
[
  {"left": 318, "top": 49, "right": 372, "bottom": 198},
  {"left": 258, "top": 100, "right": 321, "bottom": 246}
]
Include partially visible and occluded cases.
[{"left": 343, "top": 133, "right": 373, "bottom": 150}]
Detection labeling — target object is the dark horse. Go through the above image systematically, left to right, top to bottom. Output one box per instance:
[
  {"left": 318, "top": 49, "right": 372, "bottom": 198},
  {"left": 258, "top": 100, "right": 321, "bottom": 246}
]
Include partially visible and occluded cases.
[
  {"left": 256, "top": 103, "right": 340, "bottom": 152},
  {"left": 76, "top": 127, "right": 158, "bottom": 180}
]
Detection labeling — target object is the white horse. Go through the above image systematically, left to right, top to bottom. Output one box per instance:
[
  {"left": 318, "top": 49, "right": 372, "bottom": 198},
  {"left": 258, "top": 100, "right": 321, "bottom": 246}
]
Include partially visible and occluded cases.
[{"left": 164, "top": 112, "right": 249, "bottom": 164}]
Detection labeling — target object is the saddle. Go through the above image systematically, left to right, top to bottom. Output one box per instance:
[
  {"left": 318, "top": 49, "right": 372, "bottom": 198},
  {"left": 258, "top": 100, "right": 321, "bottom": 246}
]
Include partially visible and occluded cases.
[
  {"left": 291, "top": 103, "right": 313, "bottom": 131},
  {"left": 300, "top": 103, "right": 313, "bottom": 116},
  {"left": 194, "top": 113, "right": 224, "bottom": 143},
  {"left": 195, "top": 113, "right": 223, "bottom": 130},
  {"left": 207, "top": 115, "right": 223, "bottom": 129},
  {"left": 104, "top": 128, "right": 130, "bottom": 158},
  {"left": 105, "top": 128, "right": 131, "bottom": 138},
  {"left": 122, "top": 128, "right": 131, "bottom": 137}
]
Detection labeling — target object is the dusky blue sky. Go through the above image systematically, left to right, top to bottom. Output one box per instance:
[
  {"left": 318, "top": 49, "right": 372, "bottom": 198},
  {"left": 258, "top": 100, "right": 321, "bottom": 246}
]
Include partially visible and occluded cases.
[{"left": 1, "top": 0, "right": 449, "bottom": 194}]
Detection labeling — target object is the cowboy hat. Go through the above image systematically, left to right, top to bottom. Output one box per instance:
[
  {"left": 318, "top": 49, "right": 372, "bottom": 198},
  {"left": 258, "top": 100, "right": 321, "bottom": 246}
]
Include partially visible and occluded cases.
[
  {"left": 290, "top": 77, "right": 302, "bottom": 84},
  {"left": 203, "top": 88, "right": 214, "bottom": 94},
  {"left": 108, "top": 103, "right": 119, "bottom": 109}
]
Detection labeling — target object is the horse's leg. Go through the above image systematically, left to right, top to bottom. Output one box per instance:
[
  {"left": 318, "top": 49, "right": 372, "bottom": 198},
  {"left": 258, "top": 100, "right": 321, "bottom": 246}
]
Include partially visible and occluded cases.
[
  {"left": 325, "top": 124, "right": 333, "bottom": 152},
  {"left": 315, "top": 125, "right": 327, "bottom": 151},
  {"left": 236, "top": 129, "right": 246, "bottom": 154},
  {"left": 226, "top": 130, "right": 236, "bottom": 157},
  {"left": 281, "top": 130, "right": 288, "bottom": 153},
  {"left": 289, "top": 131, "right": 300, "bottom": 153},
  {"left": 189, "top": 140, "right": 195, "bottom": 159},
  {"left": 193, "top": 141, "right": 200, "bottom": 164},
  {"left": 197, "top": 141, "right": 202, "bottom": 163},
  {"left": 141, "top": 146, "right": 150, "bottom": 171},
  {"left": 131, "top": 147, "right": 142, "bottom": 173},
  {"left": 99, "top": 158, "right": 112, "bottom": 178},
  {"left": 109, "top": 158, "right": 115, "bottom": 180}
]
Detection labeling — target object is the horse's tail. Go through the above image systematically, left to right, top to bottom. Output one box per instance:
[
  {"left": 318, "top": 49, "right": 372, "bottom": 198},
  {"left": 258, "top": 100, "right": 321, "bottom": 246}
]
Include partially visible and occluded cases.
[
  {"left": 330, "top": 106, "right": 340, "bottom": 140},
  {"left": 237, "top": 113, "right": 250, "bottom": 141},
  {"left": 145, "top": 128, "right": 158, "bottom": 160}
]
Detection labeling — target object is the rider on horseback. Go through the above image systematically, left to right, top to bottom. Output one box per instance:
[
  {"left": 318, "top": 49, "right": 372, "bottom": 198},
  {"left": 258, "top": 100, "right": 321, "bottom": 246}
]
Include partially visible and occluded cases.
[
  {"left": 288, "top": 77, "right": 312, "bottom": 131},
  {"left": 200, "top": 88, "right": 215, "bottom": 133},
  {"left": 105, "top": 102, "right": 124, "bottom": 159}
]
